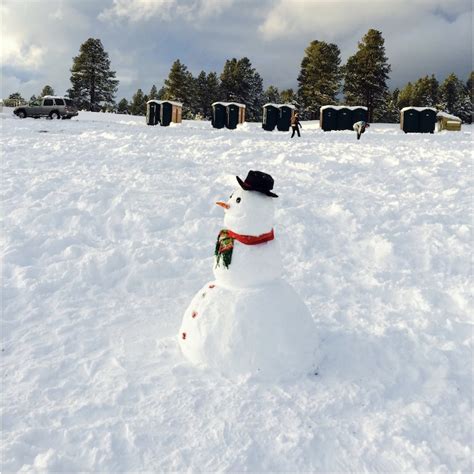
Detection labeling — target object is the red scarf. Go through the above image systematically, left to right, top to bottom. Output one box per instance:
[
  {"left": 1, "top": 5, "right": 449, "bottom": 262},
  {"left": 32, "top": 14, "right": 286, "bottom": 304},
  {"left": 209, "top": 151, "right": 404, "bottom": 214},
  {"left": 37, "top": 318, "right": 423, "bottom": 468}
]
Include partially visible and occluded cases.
[
  {"left": 214, "top": 229, "right": 275, "bottom": 269},
  {"left": 227, "top": 229, "right": 275, "bottom": 245}
]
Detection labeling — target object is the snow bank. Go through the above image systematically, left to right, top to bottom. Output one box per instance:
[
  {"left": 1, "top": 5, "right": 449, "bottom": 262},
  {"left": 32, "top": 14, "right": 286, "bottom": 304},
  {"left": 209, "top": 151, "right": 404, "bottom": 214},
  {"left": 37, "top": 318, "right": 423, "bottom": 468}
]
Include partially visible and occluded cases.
[{"left": 2, "top": 110, "right": 472, "bottom": 471}]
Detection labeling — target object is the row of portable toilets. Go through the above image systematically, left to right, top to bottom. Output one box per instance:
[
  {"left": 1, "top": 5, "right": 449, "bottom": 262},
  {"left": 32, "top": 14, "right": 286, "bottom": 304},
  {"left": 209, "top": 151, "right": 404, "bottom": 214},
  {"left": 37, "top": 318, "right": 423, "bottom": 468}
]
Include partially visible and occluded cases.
[{"left": 146, "top": 100, "right": 459, "bottom": 133}]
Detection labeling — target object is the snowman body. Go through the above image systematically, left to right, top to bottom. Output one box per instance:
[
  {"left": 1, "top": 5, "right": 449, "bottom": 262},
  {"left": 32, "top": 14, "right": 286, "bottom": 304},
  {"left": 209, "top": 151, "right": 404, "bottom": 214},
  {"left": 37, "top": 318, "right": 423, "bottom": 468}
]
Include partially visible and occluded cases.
[{"left": 178, "top": 185, "right": 317, "bottom": 380}]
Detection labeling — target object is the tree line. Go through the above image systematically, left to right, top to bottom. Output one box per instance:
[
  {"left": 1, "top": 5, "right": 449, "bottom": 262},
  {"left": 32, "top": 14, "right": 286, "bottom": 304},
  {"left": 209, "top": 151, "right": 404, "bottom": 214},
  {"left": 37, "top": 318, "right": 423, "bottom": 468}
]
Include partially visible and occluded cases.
[{"left": 5, "top": 34, "right": 473, "bottom": 123}]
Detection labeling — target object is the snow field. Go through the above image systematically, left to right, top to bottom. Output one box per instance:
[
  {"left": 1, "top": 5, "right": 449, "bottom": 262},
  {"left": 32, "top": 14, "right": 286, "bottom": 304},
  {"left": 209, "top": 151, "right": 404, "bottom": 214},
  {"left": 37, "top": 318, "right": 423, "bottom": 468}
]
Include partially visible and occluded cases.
[{"left": 1, "top": 109, "right": 472, "bottom": 471}]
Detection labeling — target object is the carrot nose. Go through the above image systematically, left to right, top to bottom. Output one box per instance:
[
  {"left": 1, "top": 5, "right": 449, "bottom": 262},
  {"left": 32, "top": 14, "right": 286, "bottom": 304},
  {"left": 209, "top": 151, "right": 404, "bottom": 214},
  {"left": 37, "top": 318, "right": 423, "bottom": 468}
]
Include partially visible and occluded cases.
[{"left": 216, "top": 201, "right": 230, "bottom": 210}]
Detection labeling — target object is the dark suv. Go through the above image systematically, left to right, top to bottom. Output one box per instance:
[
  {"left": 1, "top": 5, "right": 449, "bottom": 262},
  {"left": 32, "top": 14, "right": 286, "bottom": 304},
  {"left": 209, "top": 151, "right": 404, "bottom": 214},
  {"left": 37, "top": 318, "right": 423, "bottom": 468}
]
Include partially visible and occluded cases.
[{"left": 14, "top": 96, "right": 78, "bottom": 119}]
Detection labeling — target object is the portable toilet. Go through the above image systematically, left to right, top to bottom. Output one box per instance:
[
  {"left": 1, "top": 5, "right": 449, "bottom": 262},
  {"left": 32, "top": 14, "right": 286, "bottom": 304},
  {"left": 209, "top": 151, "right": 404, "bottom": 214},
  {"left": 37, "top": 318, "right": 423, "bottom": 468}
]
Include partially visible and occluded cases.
[
  {"left": 146, "top": 100, "right": 161, "bottom": 125},
  {"left": 160, "top": 100, "right": 182, "bottom": 127},
  {"left": 212, "top": 102, "right": 245, "bottom": 129},
  {"left": 212, "top": 103, "right": 226, "bottom": 129},
  {"left": 227, "top": 103, "right": 245, "bottom": 129},
  {"left": 262, "top": 104, "right": 279, "bottom": 131},
  {"left": 277, "top": 105, "right": 296, "bottom": 131},
  {"left": 320, "top": 106, "right": 338, "bottom": 131},
  {"left": 337, "top": 107, "right": 353, "bottom": 130},
  {"left": 352, "top": 107, "right": 368, "bottom": 124},
  {"left": 400, "top": 107, "right": 421, "bottom": 133},
  {"left": 419, "top": 108, "right": 436, "bottom": 133},
  {"left": 436, "top": 111, "right": 462, "bottom": 131}
]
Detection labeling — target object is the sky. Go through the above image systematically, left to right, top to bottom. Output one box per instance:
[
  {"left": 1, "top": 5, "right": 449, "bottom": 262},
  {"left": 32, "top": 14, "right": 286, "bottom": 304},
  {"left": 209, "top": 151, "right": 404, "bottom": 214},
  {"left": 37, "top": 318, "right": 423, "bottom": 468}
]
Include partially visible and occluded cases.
[{"left": 1, "top": 0, "right": 472, "bottom": 101}]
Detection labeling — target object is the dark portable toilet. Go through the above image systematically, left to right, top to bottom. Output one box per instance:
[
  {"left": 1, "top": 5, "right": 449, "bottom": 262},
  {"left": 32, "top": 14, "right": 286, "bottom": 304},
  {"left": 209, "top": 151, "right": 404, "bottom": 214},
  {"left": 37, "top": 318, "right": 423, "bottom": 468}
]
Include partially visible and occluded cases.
[
  {"left": 146, "top": 101, "right": 161, "bottom": 125},
  {"left": 159, "top": 101, "right": 182, "bottom": 127},
  {"left": 161, "top": 102, "right": 173, "bottom": 126},
  {"left": 212, "top": 102, "right": 245, "bottom": 129},
  {"left": 212, "top": 103, "right": 226, "bottom": 129},
  {"left": 227, "top": 103, "right": 241, "bottom": 129},
  {"left": 262, "top": 104, "right": 279, "bottom": 131},
  {"left": 277, "top": 105, "right": 295, "bottom": 131},
  {"left": 320, "top": 106, "right": 338, "bottom": 131},
  {"left": 337, "top": 107, "right": 353, "bottom": 130},
  {"left": 352, "top": 107, "right": 368, "bottom": 124},
  {"left": 400, "top": 108, "right": 421, "bottom": 133},
  {"left": 419, "top": 108, "right": 436, "bottom": 133}
]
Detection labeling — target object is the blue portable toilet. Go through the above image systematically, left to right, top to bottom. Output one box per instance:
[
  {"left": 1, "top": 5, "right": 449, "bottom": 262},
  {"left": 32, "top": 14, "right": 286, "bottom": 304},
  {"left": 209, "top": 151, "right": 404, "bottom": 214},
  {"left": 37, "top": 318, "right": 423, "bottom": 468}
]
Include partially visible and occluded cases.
[
  {"left": 262, "top": 104, "right": 280, "bottom": 131},
  {"left": 277, "top": 104, "right": 296, "bottom": 131},
  {"left": 320, "top": 106, "right": 338, "bottom": 131}
]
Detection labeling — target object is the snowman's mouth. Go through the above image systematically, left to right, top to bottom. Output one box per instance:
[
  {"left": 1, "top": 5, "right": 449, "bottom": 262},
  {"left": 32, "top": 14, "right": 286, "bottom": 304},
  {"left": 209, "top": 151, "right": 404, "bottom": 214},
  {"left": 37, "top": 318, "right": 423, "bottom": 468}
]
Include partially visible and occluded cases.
[{"left": 216, "top": 201, "right": 230, "bottom": 210}]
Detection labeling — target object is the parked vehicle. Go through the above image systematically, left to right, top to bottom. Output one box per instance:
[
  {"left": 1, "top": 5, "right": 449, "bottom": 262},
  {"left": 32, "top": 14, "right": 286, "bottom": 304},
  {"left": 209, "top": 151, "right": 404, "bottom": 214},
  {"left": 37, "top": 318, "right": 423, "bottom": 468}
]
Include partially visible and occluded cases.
[{"left": 13, "top": 96, "right": 78, "bottom": 119}]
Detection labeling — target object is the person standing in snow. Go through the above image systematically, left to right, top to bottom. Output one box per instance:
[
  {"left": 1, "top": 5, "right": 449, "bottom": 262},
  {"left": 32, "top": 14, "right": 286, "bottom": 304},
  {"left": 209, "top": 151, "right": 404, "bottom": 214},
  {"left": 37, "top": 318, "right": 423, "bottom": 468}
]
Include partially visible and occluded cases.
[
  {"left": 291, "top": 112, "right": 302, "bottom": 138},
  {"left": 353, "top": 120, "right": 370, "bottom": 140}
]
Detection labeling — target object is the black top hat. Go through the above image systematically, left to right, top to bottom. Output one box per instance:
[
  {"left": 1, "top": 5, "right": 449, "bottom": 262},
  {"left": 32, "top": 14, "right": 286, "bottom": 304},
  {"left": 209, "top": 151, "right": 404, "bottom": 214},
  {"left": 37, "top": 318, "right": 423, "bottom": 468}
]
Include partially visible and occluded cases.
[{"left": 236, "top": 170, "right": 278, "bottom": 198}]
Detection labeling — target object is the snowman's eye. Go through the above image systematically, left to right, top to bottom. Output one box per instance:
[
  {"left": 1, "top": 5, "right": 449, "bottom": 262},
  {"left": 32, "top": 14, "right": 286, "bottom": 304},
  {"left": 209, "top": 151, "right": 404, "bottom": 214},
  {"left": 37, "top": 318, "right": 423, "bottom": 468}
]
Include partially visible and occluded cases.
[
  {"left": 229, "top": 193, "right": 233, "bottom": 199},
  {"left": 236, "top": 197, "right": 241, "bottom": 203}
]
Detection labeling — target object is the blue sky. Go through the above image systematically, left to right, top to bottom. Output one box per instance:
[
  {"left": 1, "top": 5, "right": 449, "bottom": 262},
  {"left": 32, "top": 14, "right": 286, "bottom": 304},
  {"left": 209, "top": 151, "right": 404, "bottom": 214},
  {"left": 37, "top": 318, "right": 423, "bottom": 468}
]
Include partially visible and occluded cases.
[{"left": 1, "top": 0, "right": 472, "bottom": 101}]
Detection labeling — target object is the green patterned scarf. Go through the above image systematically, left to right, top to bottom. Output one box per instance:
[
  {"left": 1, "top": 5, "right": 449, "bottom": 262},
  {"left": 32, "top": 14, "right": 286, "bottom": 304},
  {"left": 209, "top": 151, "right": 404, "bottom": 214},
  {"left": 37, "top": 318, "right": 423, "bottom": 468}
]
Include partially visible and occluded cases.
[{"left": 214, "top": 230, "right": 234, "bottom": 269}]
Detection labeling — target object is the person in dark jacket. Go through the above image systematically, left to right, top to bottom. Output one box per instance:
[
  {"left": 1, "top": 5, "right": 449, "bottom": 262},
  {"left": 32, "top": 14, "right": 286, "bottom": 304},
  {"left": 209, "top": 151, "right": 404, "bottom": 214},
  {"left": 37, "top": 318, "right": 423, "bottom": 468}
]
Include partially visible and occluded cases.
[
  {"left": 291, "top": 112, "right": 302, "bottom": 138},
  {"left": 353, "top": 120, "right": 370, "bottom": 140}
]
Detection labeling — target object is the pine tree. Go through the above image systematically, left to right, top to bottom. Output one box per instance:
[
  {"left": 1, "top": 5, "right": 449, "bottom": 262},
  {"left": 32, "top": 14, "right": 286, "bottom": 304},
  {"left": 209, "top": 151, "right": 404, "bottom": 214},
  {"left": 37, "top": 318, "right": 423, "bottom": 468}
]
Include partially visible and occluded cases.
[
  {"left": 343, "top": 29, "right": 391, "bottom": 122},
  {"left": 68, "top": 38, "right": 119, "bottom": 111},
  {"left": 298, "top": 40, "right": 341, "bottom": 118},
  {"left": 220, "top": 57, "right": 263, "bottom": 121},
  {"left": 220, "top": 58, "right": 240, "bottom": 101},
  {"left": 162, "top": 59, "right": 195, "bottom": 117},
  {"left": 163, "top": 59, "right": 193, "bottom": 103},
  {"left": 194, "top": 71, "right": 220, "bottom": 119},
  {"left": 194, "top": 71, "right": 208, "bottom": 118},
  {"left": 206, "top": 72, "right": 221, "bottom": 116},
  {"left": 466, "top": 72, "right": 473, "bottom": 123},
  {"left": 440, "top": 73, "right": 471, "bottom": 122},
  {"left": 427, "top": 74, "right": 439, "bottom": 107},
  {"left": 409, "top": 75, "right": 439, "bottom": 107},
  {"left": 398, "top": 82, "right": 414, "bottom": 109},
  {"left": 149, "top": 84, "right": 158, "bottom": 100},
  {"left": 40, "top": 85, "right": 55, "bottom": 97},
  {"left": 264, "top": 86, "right": 281, "bottom": 104},
  {"left": 130, "top": 88, "right": 146, "bottom": 116},
  {"left": 280, "top": 88, "right": 298, "bottom": 105},
  {"left": 385, "top": 88, "right": 400, "bottom": 123},
  {"left": 7, "top": 92, "right": 25, "bottom": 106},
  {"left": 117, "top": 98, "right": 129, "bottom": 114}
]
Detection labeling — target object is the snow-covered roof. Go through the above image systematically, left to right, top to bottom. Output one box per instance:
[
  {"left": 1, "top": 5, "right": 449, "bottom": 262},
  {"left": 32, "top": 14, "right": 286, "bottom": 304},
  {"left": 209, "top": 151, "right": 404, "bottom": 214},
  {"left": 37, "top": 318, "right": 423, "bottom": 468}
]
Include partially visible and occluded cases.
[
  {"left": 42, "top": 95, "right": 69, "bottom": 100},
  {"left": 147, "top": 100, "right": 183, "bottom": 107},
  {"left": 212, "top": 102, "right": 246, "bottom": 108},
  {"left": 263, "top": 103, "right": 296, "bottom": 109},
  {"left": 320, "top": 105, "right": 368, "bottom": 111},
  {"left": 400, "top": 106, "right": 437, "bottom": 112},
  {"left": 436, "top": 111, "right": 461, "bottom": 122}
]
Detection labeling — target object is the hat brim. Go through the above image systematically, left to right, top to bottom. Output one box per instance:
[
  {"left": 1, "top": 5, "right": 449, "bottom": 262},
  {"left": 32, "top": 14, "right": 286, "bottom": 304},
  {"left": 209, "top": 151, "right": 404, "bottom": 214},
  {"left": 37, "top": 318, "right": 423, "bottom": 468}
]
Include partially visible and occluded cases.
[{"left": 236, "top": 176, "right": 278, "bottom": 198}]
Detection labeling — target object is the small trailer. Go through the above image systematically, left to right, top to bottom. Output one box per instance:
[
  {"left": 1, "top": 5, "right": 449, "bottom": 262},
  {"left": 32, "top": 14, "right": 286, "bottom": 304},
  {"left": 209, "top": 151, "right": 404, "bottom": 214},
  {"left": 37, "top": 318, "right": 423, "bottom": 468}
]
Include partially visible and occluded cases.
[{"left": 436, "top": 111, "right": 462, "bottom": 131}]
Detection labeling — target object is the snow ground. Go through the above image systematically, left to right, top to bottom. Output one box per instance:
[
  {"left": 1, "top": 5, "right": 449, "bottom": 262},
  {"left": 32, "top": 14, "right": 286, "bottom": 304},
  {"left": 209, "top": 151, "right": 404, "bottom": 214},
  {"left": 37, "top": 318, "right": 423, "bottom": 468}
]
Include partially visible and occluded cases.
[{"left": 1, "top": 109, "right": 472, "bottom": 472}]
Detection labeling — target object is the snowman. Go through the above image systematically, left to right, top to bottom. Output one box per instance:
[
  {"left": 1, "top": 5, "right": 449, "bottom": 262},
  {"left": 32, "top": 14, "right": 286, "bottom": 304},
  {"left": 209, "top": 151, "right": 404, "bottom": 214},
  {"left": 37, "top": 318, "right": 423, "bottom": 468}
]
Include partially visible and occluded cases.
[{"left": 178, "top": 171, "right": 317, "bottom": 380}]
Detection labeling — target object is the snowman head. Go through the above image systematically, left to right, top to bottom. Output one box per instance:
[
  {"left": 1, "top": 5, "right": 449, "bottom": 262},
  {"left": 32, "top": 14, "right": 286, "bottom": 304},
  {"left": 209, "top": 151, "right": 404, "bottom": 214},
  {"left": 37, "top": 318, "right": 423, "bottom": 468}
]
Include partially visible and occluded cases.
[
  {"left": 216, "top": 171, "right": 278, "bottom": 236},
  {"left": 217, "top": 188, "right": 275, "bottom": 235}
]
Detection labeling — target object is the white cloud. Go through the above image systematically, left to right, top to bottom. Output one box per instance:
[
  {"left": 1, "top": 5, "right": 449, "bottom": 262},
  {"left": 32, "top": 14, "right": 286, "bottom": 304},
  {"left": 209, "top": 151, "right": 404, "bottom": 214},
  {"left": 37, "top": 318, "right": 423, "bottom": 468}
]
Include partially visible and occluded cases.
[
  {"left": 99, "top": 0, "right": 234, "bottom": 23},
  {"left": 258, "top": 0, "right": 471, "bottom": 40},
  {"left": 1, "top": 4, "right": 45, "bottom": 69}
]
